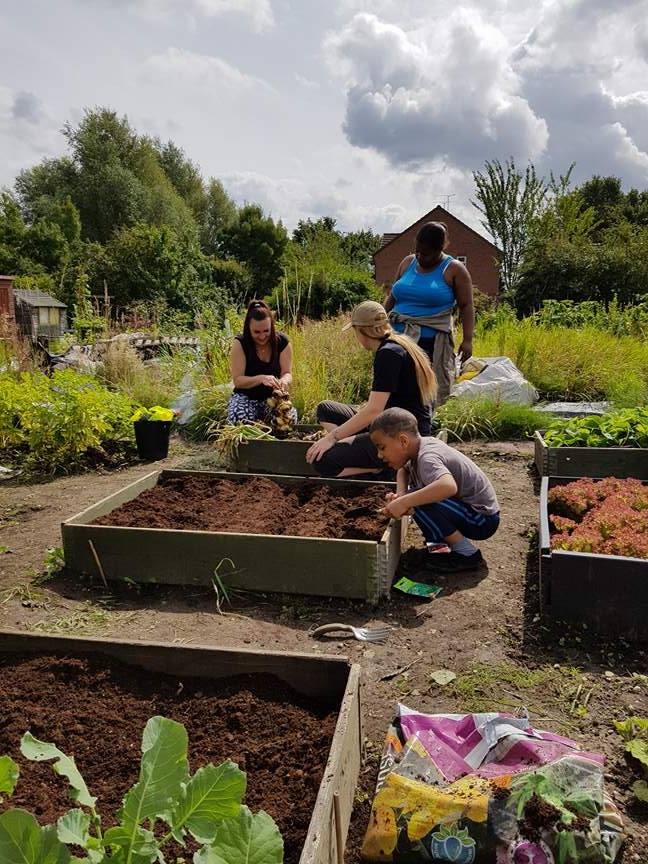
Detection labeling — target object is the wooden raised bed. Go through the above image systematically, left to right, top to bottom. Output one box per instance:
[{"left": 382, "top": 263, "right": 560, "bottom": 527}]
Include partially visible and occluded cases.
[
  {"left": 231, "top": 425, "right": 320, "bottom": 476},
  {"left": 231, "top": 426, "right": 448, "bottom": 476},
  {"left": 534, "top": 431, "right": 648, "bottom": 480},
  {"left": 62, "top": 470, "right": 405, "bottom": 603},
  {"left": 539, "top": 476, "right": 648, "bottom": 640},
  {"left": 0, "top": 630, "right": 361, "bottom": 864}
]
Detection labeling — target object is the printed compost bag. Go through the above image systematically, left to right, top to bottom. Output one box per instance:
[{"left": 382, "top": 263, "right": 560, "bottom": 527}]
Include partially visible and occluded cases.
[{"left": 361, "top": 706, "right": 624, "bottom": 864}]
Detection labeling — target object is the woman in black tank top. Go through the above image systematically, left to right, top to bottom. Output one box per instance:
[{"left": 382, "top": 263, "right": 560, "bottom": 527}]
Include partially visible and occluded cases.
[
  {"left": 226, "top": 300, "right": 297, "bottom": 425},
  {"left": 305, "top": 301, "right": 437, "bottom": 479}
]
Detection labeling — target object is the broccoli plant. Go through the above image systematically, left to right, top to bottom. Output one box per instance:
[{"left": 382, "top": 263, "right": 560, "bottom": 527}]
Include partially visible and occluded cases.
[{"left": 0, "top": 716, "right": 283, "bottom": 863}]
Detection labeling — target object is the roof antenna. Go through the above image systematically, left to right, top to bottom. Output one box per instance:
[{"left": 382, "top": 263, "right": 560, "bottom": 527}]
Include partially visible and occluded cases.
[{"left": 437, "top": 194, "right": 455, "bottom": 211}]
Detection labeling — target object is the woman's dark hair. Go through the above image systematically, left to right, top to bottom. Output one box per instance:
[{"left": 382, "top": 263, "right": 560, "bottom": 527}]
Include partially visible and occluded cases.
[
  {"left": 416, "top": 221, "right": 447, "bottom": 252},
  {"left": 242, "top": 299, "right": 279, "bottom": 362}
]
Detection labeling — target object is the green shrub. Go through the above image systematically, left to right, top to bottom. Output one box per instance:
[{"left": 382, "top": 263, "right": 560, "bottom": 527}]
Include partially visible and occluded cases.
[
  {"left": 272, "top": 267, "right": 380, "bottom": 322},
  {"left": 531, "top": 298, "right": 648, "bottom": 340},
  {"left": 0, "top": 369, "right": 137, "bottom": 473}
]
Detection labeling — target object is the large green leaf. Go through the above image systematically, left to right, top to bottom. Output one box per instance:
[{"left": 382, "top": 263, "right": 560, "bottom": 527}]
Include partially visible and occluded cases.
[
  {"left": 113, "top": 716, "right": 188, "bottom": 862},
  {"left": 120, "top": 716, "right": 188, "bottom": 827},
  {"left": 20, "top": 733, "right": 96, "bottom": 809},
  {"left": 626, "top": 738, "right": 648, "bottom": 770},
  {"left": 0, "top": 755, "right": 19, "bottom": 800},
  {"left": 171, "top": 762, "right": 246, "bottom": 843},
  {"left": 632, "top": 779, "right": 648, "bottom": 802},
  {"left": 56, "top": 807, "right": 103, "bottom": 863},
  {"left": 194, "top": 807, "right": 283, "bottom": 864},
  {"left": 0, "top": 810, "right": 70, "bottom": 864},
  {"left": 103, "top": 824, "right": 158, "bottom": 863}
]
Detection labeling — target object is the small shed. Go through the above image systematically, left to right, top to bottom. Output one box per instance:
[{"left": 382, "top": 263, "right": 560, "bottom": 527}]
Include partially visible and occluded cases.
[
  {"left": 0, "top": 275, "right": 16, "bottom": 321},
  {"left": 14, "top": 288, "right": 68, "bottom": 341}
]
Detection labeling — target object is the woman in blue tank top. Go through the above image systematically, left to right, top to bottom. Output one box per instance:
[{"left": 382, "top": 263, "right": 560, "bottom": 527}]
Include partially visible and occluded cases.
[{"left": 385, "top": 222, "right": 475, "bottom": 405}]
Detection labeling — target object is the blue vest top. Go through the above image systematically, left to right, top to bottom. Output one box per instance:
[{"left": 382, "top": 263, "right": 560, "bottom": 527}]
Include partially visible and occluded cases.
[{"left": 391, "top": 255, "right": 455, "bottom": 338}]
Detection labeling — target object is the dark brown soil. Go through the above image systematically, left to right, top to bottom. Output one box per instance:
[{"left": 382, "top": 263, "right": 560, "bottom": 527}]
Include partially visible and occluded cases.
[
  {"left": 94, "top": 474, "right": 391, "bottom": 540},
  {"left": 0, "top": 653, "right": 337, "bottom": 863},
  {"left": 520, "top": 793, "right": 562, "bottom": 841}
]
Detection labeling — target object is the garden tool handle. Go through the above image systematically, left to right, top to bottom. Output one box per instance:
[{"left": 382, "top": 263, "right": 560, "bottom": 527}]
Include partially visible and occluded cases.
[{"left": 311, "top": 623, "right": 353, "bottom": 637}]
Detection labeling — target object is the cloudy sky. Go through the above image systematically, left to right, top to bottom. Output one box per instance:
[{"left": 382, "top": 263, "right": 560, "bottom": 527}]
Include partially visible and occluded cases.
[{"left": 2, "top": 0, "right": 648, "bottom": 233}]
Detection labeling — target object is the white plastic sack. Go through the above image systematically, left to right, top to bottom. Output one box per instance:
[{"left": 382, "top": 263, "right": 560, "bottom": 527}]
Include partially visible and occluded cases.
[{"left": 451, "top": 356, "right": 538, "bottom": 405}]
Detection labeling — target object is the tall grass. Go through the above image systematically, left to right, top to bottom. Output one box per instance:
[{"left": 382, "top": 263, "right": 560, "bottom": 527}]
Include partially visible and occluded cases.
[
  {"left": 288, "top": 317, "right": 372, "bottom": 420},
  {"left": 474, "top": 318, "right": 648, "bottom": 406},
  {"left": 97, "top": 341, "right": 191, "bottom": 408},
  {"left": 438, "top": 398, "right": 550, "bottom": 441}
]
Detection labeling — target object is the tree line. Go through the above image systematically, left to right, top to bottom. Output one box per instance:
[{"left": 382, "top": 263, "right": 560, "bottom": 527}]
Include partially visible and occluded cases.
[
  {"left": 0, "top": 108, "right": 381, "bottom": 328},
  {"left": 472, "top": 160, "right": 648, "bottom": 315}
]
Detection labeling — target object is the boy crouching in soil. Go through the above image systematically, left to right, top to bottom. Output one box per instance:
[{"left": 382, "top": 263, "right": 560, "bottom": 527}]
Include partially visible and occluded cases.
[{"left": 370, "top": 407, "right": 500, "bottom": 572}]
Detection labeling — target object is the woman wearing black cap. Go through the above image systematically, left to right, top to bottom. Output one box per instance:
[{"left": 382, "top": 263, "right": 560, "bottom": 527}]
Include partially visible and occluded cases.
[{"left": 305, "top": 300, "right": 436, "bottom": 478}]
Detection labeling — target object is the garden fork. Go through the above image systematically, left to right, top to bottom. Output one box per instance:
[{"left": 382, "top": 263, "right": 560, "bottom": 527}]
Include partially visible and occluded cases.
[{"left": 310, "top": 622, "right": 392, "bottom": 643}]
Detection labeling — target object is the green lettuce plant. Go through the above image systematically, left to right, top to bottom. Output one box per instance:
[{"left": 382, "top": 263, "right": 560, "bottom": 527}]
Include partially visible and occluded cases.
[
  {"left": 543, "top": 407, "right": 648, "bottom": 448},
  {"left": 0, "top": 716, "right": 283, "bottom": 863},
  {"left": 614, "top": 716, "right": 648, "bottom": 803}
]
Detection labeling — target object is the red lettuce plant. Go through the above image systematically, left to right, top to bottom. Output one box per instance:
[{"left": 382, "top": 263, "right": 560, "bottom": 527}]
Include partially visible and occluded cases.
[{"left": 548, "top": 478, "right": 648, "bottom": 559}]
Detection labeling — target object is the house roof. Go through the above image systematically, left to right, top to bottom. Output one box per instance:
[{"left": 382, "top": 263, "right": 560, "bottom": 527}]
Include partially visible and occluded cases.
[
  {"left": 373, "top": 205, "right": 501, "bottom": 259},
  {"left": 379, "top": 233, "right": 399, "bottom": 249},
  {"left": 13, "top": 289, "right": 67, "bottom": 308}
]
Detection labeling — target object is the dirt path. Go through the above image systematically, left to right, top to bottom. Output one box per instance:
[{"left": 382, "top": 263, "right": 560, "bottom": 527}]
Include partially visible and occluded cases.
[{"left": 1, "top": 441, "right": 646, "bottom": 861}]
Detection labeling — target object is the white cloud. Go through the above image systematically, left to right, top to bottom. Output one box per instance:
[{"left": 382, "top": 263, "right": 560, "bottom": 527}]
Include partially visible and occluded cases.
[
  {"left": 113, "top": 0, "right": 274, "bottom": 30},
  {"left": 513, "top": 0, "right": 648, "bottom": 184},
  {"left": 324, "top": 12, "right": 548, "bottom": 171},
  {"left": 143, "top": 47, "right": 275, "bottom": 93},
  {"left": 295, "top": 73, "right": 320, "bottom": 89},
  {"left": 0, "top": 86, "right": 62, "bottom": 187},
  {"left": 220, "top": 168, "right": 420, "bottom": 232}
]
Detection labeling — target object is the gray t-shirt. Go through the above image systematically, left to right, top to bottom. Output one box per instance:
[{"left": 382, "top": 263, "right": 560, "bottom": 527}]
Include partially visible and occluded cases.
[{"left": 408, "top": 438, "right": 500, "bottom": 515}]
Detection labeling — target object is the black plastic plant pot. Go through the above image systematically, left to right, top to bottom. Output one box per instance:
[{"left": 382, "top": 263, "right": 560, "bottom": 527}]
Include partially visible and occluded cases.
[{"left": 134, "top": 419, "right": 172, "bottom": 462}]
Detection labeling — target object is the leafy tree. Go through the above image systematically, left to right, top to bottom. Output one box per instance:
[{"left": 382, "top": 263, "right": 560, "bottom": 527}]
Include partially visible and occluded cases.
[
  {"left": 157, "top": 139, "right": 206, "bottom": 216},
  {"left": 15, "top": 157, "right": 78, "bottom": 222},
  {"left": 471, "top": 158, "right": 547, "bottom": 297},
  {"left": 577, "top": 175, "right": 624, "bottom": 218},
  {"left": 200, "top": 179, "right": 238, "bottom": 255},
  {"left": 0, "top": 193, "right": 70, "bottom": 276},
  {"left": 222, "top": 204, "right": 288, "bottom": 297},
  {"left": 293, "top": 216, "right": 338, "bottom": 247},
  {"left": 91, "top": 222, "right": 234, "bottom": 316},
  {"left": 341, "top": 228, "right": 381, "bottom": 271},
  {"left": 515, "top": 229, "right": 648, "bottom": 314}
]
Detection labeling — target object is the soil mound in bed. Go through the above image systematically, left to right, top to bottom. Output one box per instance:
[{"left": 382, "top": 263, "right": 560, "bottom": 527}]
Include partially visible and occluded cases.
[
  {"left": 94, "top": 474, "right": 391, "bottom": 540},
  {"left": 0, "top": 653, "right": 338, "bottom": 864}
]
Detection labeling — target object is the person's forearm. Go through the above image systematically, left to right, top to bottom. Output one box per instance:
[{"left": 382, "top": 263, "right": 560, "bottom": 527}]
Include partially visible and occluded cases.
[
  {"left": 384, "top": 292, "right": 395, "bottom": 312},
  {"left": 458, "top": 301, "right": 475, "bottom": 341},
  {"left": 233, "top": 375, "right": 262, "bottom": 389},
  {"left": 396, "top": 468, "right": 408, "bottom": 495},
  {"left": 399, "top": 476, "right": 457, "bottom": 509}
]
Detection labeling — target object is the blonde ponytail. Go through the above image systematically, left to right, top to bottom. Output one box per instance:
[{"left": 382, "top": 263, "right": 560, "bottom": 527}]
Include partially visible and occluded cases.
[{"left": 356, "top": 324, "right": 437, "bottom": 404}]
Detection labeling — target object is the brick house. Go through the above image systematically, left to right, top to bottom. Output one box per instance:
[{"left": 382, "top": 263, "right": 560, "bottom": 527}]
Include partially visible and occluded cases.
[{"left": 373, "top": 205, "right": 501, "bottom": 296}]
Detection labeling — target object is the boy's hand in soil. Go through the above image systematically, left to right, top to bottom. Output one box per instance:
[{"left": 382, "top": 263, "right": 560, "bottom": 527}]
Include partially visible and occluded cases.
[{"left": 382, "top": 494, "right": 413, "bottom": 519}]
